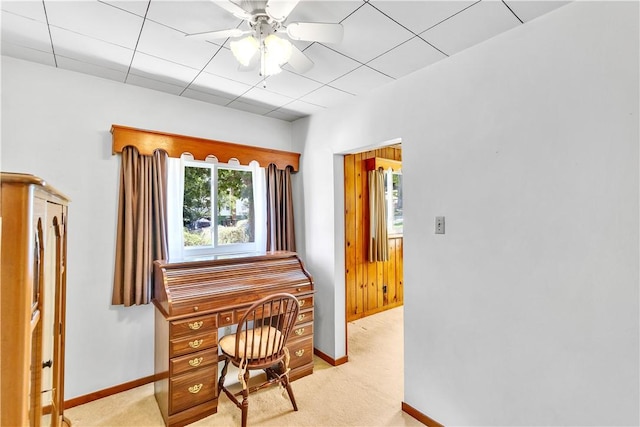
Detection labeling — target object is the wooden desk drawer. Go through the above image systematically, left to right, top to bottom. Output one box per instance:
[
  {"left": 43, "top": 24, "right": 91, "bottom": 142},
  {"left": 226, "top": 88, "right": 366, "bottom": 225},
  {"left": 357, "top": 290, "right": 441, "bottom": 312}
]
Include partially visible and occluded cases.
[
  {"left": 297, "top": 295, "right": 313, "bottom": 309},
  {"left": 295, "top": 309, "right": 313, "bottom": 325},
  {"left": 219, "top": 311, "right": 234, "bottom": 326},
  {"left": 170, "top": 315, "right": 217, "bottom": 338},
  {"left": 291, "top": 322, "right": 313, "bottom": 340},
  {"left": 170, "top": 331, "right": 217, "bottom": 357},
  {"left": 287, "top": 339, "right": 313, "bottom": 370},
  {"left": 170, "top": 347, "right": 218, "bottom": 376},
  {"left": 170, "top": 366, "right": 217, "bottom": 414}
]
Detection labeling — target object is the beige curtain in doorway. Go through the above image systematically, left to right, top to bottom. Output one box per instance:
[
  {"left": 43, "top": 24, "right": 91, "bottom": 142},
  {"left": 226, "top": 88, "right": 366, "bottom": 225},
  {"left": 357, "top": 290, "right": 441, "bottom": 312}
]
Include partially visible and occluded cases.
[
  {"left": 112, "top": 146, "right": 168, "bottom": 306},
  {"left": 266, "top": 164, "right": 296, "bottom": 252},
  {"left": 368, "top": 169, "right": 388, "bottom": 262}
]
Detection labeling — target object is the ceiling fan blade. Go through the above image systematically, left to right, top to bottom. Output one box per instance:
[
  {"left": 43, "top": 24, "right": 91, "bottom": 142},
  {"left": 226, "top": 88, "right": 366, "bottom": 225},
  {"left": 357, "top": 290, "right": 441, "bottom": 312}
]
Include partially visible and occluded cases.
[
  {"left": 211, "top": 0, "right": 252, "bottom": 19},
  {"left": 265, "top": 0, "right": 300, "bottom": 22},
  {"left": 286, "top": 22, "right": 344, "bottom": 44},
  {"left": 185, "top": 28, "right": 249, "bottom": 40},
  {"left": 287, "top": 45, "right": 314, "bottom": 74}
]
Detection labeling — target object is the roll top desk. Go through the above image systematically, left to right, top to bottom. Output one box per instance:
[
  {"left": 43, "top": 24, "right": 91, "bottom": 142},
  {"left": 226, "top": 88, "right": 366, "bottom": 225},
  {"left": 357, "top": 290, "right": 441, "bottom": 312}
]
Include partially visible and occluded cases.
[{"left": 152, "top": 251, "right": 315, "bottom": 427}]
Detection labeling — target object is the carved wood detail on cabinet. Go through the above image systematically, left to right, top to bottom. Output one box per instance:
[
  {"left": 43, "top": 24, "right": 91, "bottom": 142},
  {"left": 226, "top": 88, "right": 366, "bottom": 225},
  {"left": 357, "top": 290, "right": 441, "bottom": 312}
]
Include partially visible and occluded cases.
[{"left": 1, "top": 173, "right": 71, "bottom": 427}]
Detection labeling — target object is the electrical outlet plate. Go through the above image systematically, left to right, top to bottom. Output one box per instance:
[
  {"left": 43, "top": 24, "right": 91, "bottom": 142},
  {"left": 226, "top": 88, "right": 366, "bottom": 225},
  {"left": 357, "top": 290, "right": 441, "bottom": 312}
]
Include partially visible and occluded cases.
[{"left": 435, "top": 216, "right": 445, "bottom": 234}]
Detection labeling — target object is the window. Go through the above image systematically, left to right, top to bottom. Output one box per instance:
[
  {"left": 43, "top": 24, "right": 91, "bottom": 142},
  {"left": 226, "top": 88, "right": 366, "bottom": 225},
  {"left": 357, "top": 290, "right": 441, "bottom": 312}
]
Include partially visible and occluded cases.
[
  {"left": 181, "top": 160, "right": 265, "bottom": 257},
  {"left": 385, "top": 170, "right": 403, "bottom": 235}
]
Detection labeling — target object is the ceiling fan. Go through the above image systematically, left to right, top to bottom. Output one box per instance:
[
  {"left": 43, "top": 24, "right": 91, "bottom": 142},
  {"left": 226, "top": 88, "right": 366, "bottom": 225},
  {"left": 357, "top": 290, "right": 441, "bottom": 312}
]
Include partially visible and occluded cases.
[{"left": 187, "top": 0, "right": 344, "bottom": 78}]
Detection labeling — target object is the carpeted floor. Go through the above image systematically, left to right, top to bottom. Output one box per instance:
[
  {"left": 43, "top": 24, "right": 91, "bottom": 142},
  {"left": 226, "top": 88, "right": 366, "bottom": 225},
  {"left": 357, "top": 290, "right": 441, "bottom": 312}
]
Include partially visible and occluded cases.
[{"left": 65, "top": 306, "right": 421, "bottom": 426}]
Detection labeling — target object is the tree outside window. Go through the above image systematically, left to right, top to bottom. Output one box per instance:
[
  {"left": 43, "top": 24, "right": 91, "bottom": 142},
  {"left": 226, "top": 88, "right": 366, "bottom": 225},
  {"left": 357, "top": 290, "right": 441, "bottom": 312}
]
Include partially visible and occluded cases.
[{"left": 183, "top": 162, "right": 255, "bottom": 250}]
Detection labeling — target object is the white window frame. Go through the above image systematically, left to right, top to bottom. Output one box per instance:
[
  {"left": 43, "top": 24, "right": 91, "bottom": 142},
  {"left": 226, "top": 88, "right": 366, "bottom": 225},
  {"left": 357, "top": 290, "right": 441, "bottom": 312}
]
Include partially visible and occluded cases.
[{"left": 182, "top": 159, "right": 265, "bottom": 259}]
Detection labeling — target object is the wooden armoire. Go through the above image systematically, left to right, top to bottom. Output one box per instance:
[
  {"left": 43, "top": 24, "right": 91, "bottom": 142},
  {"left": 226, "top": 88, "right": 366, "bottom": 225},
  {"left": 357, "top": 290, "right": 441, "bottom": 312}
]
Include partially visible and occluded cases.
[{"left": 1, "top": 173, "right": 71, "bottom": 427}]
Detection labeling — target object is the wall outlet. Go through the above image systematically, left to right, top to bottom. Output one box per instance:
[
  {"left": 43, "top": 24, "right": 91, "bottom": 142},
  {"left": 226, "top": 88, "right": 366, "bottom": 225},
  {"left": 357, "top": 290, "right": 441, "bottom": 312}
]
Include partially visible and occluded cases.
[{"left": 435, "top": 216, "right": 445, "bottom": 234}]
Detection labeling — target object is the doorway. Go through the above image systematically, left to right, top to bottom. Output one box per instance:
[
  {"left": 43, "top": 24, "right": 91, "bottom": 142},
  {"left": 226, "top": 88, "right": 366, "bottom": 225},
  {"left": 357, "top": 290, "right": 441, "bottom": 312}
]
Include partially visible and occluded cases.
[{"left": 344, "top": 144, "right": 403, "bottom": 324}]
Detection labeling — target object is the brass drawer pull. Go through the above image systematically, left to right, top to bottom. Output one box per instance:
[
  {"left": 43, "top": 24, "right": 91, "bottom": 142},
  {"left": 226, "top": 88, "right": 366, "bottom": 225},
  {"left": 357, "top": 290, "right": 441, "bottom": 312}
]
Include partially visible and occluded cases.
[
  {"left": 299, "top": 300, "right": 306, "bottom": 307},
  {"left": 297, "top": 314, "right": 305, "bottom": 322},
  {"left": 188, "top": 321, "right": 203, "bottom": 330},
  {"left": 294, "top": 328, "right": 304, "bottom": 336},
  {"left": 188, "top": 339, "right": 203, "bottom": 349},
  {"left": 295, "top": 349, "right": 305, "bottom": 357},
  {"left": 189, "top": 357, "right": 203, "bottom": 367},
  {"left": 188, "top": 384, "right": 203, "bottom": 394}
]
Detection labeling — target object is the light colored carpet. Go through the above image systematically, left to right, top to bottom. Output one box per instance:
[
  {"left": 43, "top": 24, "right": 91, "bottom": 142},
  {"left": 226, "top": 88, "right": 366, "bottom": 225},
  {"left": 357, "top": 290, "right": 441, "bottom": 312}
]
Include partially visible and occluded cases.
[{"left": 65, "top": 306, "right": 421, "bottom": 426}]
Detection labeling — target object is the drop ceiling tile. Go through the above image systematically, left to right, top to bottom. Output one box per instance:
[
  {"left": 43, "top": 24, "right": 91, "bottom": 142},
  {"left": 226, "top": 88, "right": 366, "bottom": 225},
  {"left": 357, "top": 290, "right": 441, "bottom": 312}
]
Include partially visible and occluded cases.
[
  {"left": 146, "top": 0, "right": 242, "bottom": 37},
  {"left": 369, "top": 0, "right": 476, "bottom": 34},
  {"left": 421, "top": 0, "right": 521, "bottom": 56},
  {"left": 1, "top": 1, "right": 47, "bottom": 22},
  {"left": 45, "top": 1, "right": 143, "bottom": 49},
  {"left": 99, "top": 1, "right": 150, "bottom": 17},
  {"left": 504, "top": 1, "right": 571, "bottom": 23},
  {"left": 331, "top": 3, "right": 415, "bottom": 64},
  {"left": 1, "top": 11, "right": 53, "bottom": 53},
  {"left": 137, "top": 20, "right": 219, "bottom": 69},
  {"left": 50, "top": 27, "right": 132, "bottom": 72},
  {"left": 368, "top": 36, "right": 446, "bottom": 79},
  {"left": 1, "top": 42, "right": 56, "bottom": 67},
  {"left": 283, "top": 43, "right": 360, "bottom": 84},
  {"left": 203, "top": 47, "right": 264, "bottom": 86},
  {"left": 129, "top": 52, "right": 199, "bottom": 87},
  {"left": 56, "top": 55, "right": 127, "bottom": 83},
  {"left": 329, "top": 65, "right": 394, "bottom": 95},
  {"left": 261, "top": 70, "right": 323, "bottom": 99},
  {"left": 189, "top": 71, "right": 252, "bottom": 98},
  {"left": 126, "top": 73, "right": 185, "bottom": 95},
  {"left": 299, "top": 85, "right": 355, "bottom": 108},
  {"left": 239, "top": 87, "right": 294, "bottom": 109},
  {"left": 181, "top": 88, "right": 234, "bottom": 107},
  {"left": 226, "top": 99, "right": 274, "bottom": 115},
  {"left": 280, "top": 100, "right": 326, "bottom": 115},
  {"left": 265, "top": 109, "right": 305, "bottom": 122}
]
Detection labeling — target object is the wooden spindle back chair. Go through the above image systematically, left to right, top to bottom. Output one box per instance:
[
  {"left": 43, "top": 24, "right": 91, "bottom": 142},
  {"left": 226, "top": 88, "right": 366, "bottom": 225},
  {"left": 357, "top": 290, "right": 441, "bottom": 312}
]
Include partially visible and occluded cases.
[{"left": 217, "top": 293, "right": 300, "bottom": 427}]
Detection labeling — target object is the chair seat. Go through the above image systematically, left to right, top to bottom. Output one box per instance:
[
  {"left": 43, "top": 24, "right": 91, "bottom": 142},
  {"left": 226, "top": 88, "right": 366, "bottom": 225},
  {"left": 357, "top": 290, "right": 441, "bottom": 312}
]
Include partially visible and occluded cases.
[{"left": 219, "top": 326, "right": 283, "bottom": 360}]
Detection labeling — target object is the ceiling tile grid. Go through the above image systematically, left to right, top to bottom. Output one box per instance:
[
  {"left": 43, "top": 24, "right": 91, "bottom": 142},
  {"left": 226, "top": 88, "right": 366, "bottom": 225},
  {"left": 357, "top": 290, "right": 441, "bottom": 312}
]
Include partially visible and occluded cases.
[{"left": 1, "top": 0, "right": 572, "bottom": 122}]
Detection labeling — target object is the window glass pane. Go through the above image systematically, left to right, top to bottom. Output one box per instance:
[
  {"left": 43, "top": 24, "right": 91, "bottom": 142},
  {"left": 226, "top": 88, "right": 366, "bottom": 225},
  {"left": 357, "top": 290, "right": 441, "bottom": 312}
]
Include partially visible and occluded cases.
[
  {"left": 183, "top": 166, "right": 213, "bottom": 247},
  {"left": 217, "top": 168, "right": 255, "bottom": 245},
  {"left": 385, "top": 171, "right": 403, "bottom": 235},
  {"left": 392, "top": 172, "right": 403, "bottom": 234}
]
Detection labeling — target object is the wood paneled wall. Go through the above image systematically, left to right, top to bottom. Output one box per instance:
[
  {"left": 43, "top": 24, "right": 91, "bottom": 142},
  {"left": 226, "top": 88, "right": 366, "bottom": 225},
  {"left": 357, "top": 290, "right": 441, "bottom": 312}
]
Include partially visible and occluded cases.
[{"left": 344, "top": 147, "right": 403, "bottom": 322}]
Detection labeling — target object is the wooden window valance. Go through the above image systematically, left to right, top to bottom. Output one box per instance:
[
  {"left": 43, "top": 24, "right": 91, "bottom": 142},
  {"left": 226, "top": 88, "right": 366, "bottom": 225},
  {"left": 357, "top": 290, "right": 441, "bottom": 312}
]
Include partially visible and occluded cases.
[
  {"left": 111, "top": 124, "right": 300, "bottom": 171},
  {"left": 364, "top": 157, "right": 402, "bottom": 172}
]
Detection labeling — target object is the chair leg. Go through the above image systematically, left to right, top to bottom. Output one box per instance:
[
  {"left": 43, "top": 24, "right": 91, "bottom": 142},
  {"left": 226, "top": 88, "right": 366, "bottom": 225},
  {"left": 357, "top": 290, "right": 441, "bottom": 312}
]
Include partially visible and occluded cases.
[
  {"left": 218, "top": 358, "right": 229, "bottom": 395},
  {"left": 240, "top": 370, "right": 250, "bottom": 427},
  {"left": 282, "top": 375, "right": 298, "bottom": 411}
]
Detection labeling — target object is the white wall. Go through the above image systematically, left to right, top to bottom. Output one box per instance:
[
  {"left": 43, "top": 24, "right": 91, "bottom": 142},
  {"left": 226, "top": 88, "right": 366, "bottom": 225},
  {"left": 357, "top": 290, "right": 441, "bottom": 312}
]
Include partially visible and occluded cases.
[
  {"left": 293, "top": 1, "right": 639, "bottom": 425},
  {"left": 0, "top": 56, "right": 292, "bottom": 399}
]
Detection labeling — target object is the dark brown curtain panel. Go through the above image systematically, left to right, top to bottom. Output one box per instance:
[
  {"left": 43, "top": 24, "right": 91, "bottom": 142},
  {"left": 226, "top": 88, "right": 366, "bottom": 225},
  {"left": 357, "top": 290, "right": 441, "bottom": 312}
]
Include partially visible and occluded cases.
[
  {"left": 112, "top": 147, "right": 168, "bottom": 306},
  {"left": 266, "top": 164, "right": 296, "bottom": 252}
]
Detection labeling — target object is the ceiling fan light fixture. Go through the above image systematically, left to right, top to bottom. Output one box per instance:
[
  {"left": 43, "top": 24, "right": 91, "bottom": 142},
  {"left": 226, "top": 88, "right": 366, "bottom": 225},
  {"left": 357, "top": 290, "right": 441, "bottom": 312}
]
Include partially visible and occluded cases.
[
  {"left": 261, "top": 34, "right": 292, "bottom": 76},
  {"left": 264, "top": 34, "right": 292, "bottom": 65},
  {"left": 230, "top": 36, "right": 259, "bottom": 66}
]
